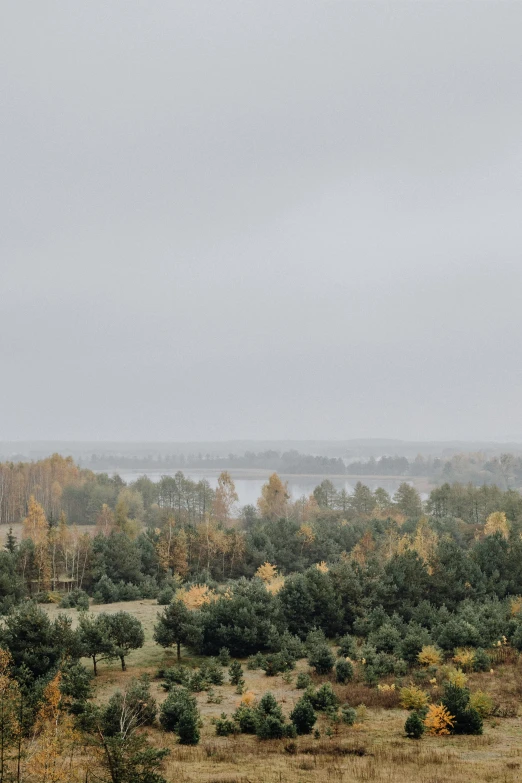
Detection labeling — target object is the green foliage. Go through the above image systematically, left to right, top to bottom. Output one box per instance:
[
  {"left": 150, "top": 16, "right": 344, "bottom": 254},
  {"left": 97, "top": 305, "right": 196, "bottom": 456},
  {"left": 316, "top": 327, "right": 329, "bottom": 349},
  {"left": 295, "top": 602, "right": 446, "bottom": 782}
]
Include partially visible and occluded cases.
[
  {"left": 198, "top": 580, "right": 284, "bottom": 656},
  {"left": 157, "top": 586, "right": 175, "bottom": 605},
  {"left": 60, "top": 588, "right": 89, "bottom": 610},
  {"left": 154, "top": 600, "right": 200, "bottom": 660},
  {"left": 1, "top": 601, "right": 64, "bottom": 679},
  {"left": 105, "top": 611, "right": 145, "bottom": 670},
  {"left": 78, "top": 612, "right": 117, "bottom": 675},
  {"left": 337, "top": 633, "right": 357, "bottom": 659},
  {"left": 308, "top": 643, "right": 335, "bottom": 674},
  {"left": 217, "top": 647, "right": 231, "bottom": 666},
  {"left": 472, "top": 648, "right": 491, "bottom": 672},
  {"left": 261, "top": 651, "right": 294, "bottom": 676},
  {"left": 247, "top": 652, "right": 265, "bottom": 670},
  {"left": 335, "top": 658, "right": 354, "bottom": 683},
  {"left": 202, "top": 659, "right": 224, "bottom": 685},
  {"left": 60, "top": 660, "right": 93, "bottom": 707},
  {"left": 228, "top": 660, "right": 244, "bottom": 686},
  {"left": 160, "top": 666, "right": 190, "bottom": 689},
  {"left": 296, "top": 672, "right": 312, "bottom": 690},
  {"left": 103, "top": 678, "right": 157, "bottom": 736},
  {"left": 306, "top": 683, "right": 338, "bottom": 712},
  {"left": 441, "top": 683, "right": 483, "bottom": 735},
  {"left": 159, "top": 687, "right": 197, "bottom": 733},
  {"left": 469, "top": 690, "right": 493, "bottom": 717},
  {"left": 255, "top": 692, "right": 286, "bottom": 740},
  {"left": 290, "top": 697, "right": 316, "bottom": 734},
  {"left": 233, "top": 704, "right": 258, "bottom": 734},
  {"left": 341, "top": 706, "right": 357, "bottom": 725},
  {"left": 177, "top": 708, "right": 200, "bottom": 745},
  {"left": 405, "top": 711, "right": 425, "bottom": 739},
  {"left": 215, "top": 713, "right": 237, "bottom": 736},
  {"left": 95, "top": 732, "right": 169, "bottom": 783}
]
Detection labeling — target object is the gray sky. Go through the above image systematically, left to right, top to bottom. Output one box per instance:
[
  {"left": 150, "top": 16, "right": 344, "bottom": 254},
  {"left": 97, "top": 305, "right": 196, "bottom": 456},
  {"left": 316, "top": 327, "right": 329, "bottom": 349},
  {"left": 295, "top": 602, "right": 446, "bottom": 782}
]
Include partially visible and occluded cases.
[{"left": 2, "top": 1, "right": 522, "bottom": 442}]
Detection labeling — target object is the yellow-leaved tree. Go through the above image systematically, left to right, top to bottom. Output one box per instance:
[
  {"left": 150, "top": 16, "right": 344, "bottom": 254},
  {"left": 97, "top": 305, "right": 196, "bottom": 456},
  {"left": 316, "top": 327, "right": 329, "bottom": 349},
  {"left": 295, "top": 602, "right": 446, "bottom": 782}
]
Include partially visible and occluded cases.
[
  {"left": 213, "top": 472, "right": 239, "bottom": 524},
  {"left": 257, "top": 474, "right": 289, "bottom": 521},
  {"left": 22, "top": 496, "right": 51, "bottom": 591},
  {"left": 484, "top": 511, "right": 509, "bottom": 539},
  {"left": 297, "top": 524, "right": 315, "bottom": 554},
  {"left": 255, "top": 562, "right": 278, "bottom": 583},
  {"left": 255, "top": 562, "right": 284, "bottom": 594},
  {"left": 177, "top": 584, "right": 216, "bottom": 609},
  {"left": 0, "top": 649, "right": 20, "bottom": 782},
  {"left": 26, "top": 673, "right": 80, "bottom": 783},
  {"left": 424, "top": 703, "right": 454, "bottom": 735}
]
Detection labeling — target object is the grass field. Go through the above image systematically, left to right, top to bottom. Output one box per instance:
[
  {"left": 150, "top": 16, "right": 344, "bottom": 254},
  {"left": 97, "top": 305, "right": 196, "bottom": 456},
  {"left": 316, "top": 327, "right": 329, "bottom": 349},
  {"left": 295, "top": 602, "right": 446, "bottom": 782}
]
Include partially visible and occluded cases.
[{"left": 43, "top": 600, "right": 522, "bottom": 783}]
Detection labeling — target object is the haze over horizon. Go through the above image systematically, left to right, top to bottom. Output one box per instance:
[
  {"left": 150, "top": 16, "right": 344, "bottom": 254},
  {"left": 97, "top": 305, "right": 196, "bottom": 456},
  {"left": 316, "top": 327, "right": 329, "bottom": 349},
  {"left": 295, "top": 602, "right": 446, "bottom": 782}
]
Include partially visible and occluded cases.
[{"left": 2, "top": 2, "right": 522, "bottom": 443}]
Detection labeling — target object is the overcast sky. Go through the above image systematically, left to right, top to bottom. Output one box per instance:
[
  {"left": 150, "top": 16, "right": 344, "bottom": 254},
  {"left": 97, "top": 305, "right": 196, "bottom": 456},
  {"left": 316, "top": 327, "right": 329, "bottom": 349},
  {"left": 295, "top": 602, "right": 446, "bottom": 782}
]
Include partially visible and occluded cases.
[{"left": 1, "top": 1, "right": 522, "bottom": 442}]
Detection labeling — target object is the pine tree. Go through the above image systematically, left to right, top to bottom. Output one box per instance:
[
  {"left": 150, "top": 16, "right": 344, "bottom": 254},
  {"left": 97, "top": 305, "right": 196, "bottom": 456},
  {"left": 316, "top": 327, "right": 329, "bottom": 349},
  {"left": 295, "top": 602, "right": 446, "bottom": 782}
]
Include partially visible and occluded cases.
[{"left": 4, "top": 528, "right": 17, "bottom": 554}]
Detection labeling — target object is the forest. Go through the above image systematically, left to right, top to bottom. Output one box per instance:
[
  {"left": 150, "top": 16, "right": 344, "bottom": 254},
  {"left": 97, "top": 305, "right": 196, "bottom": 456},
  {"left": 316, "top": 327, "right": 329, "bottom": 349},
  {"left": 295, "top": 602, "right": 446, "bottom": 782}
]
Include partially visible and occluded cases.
[{"left": 0, "top": 455, "right": 521, "bottom": 781}]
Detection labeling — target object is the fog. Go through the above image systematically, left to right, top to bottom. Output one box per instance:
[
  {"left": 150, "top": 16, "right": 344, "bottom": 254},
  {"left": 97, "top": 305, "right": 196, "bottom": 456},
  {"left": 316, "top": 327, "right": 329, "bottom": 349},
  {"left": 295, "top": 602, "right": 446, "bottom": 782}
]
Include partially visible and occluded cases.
[{"left": 2, "top": 1, "right": 522, "bottom": 442}]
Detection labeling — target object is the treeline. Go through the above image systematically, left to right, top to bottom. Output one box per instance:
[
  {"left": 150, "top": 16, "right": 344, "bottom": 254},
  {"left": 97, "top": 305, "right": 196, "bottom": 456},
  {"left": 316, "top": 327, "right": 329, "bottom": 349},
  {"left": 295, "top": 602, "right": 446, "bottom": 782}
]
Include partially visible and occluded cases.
[
  {"left": 87, "top": 449, "right": 346, "bottom": 475},
  {"left": 348, "top": 452, "right": 522, "bottom": 488},
  {"left": 3, "top": 465, "right": 522, "bottom": 611}
]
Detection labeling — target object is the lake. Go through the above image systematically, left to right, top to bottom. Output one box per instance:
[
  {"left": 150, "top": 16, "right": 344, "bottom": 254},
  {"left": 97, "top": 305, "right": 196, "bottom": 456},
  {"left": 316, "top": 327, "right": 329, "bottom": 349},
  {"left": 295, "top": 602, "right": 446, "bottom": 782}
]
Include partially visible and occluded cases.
[{"left": 108, "top": 468, "right": 428, "bottom": 507}]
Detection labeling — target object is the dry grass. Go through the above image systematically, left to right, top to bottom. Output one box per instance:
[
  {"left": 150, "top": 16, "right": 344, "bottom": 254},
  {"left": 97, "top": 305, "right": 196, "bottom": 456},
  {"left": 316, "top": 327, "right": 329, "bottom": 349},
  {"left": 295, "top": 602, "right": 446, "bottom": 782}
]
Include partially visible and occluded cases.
[{"left": 42, "top": 601, "right": 522, "bottom": 782}]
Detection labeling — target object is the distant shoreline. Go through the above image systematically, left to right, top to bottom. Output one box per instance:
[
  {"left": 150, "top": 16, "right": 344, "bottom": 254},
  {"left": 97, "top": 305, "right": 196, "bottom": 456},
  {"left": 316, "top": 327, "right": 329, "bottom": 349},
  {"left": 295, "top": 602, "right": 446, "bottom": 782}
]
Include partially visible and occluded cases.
[{"left": 98, "top": 466, "right": 434, "bottom": 493}]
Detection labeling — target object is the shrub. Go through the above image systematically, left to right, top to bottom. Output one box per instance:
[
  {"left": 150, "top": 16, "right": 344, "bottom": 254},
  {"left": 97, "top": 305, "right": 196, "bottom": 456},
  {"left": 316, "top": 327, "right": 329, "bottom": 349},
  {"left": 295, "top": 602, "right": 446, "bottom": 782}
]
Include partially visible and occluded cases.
[
  {"left": 92, "top": 576, "right": 119, "bottom": 604},
  {"left": 157, "top": 586, "right": 175, "bottom": 605},
  {"left": 60, "top": 589, "right": 89, "bottom": 610},
  {"left": 437, "top": 619, "right": 480, "bottom": 651},
  {"left": 369, "top": 623, "right": 402, "bottom": 655},
  {"left": 305, "top": 628, "right": 327, "bottom": 651},
  {"left": 400, "top": 628, "right": 431, "bottom": 664},
  {"left": 277, "top": 632, "right": 305, "bottom": 661},
  {"left": 337, "top": 634, "right": 357, "bottom": 659},
  {"left": 308, "top": 644, "right": 335, "bottom": 675},
  {"left": 417, "top": 645, "right": 442, "bottom": 667},
  {"left": 218, "top": 647, "right": 231, "bottom": 666},
  {"left": 453, "top": 648, "right": 475, "bottom": 671},
  {"left": 473, "top": 648, "right": 491, "bottom": 672},
  {"left": 247, "top": 652, "right": 265, "bottom": 670},
  {"left": 261, "top": 653, "right": 287, "bottom": 676},
  {"left": 335, "top": 659, "right": 354, "bottom": 684},
  {"left": 205, "top": 660, "right": 225, "bottom": 686},
  {"left": 228, "top": 660, "right": 244, "bottom": 687},
  {"left": 60, "top": 661, "right": 93, "bottom": 706},
  {"left": 161, "top": 666, "right": 190, "bottom": 690},
  {"left": 363, "top": 666, "right": 379, "bottom": 687},
  {"left": 446, "top": 668, "right": 468, "bottom": 688},
  {"left": 188, "top": 671, "right": 206, "bottom": 692},
  {"left": 296, "top": 672, "right": 312, "bottom": 690},
  {"left": 103, "top": 678, "right": 157, "bottom": 736},
  {"left": 307, "top": 683, "right": 338, "bottom": 712},
  {"left": 441, "top": 683, "right": 483, "bottom": 735},
  {"left": 399, "top": 685, "right": 430, "bottom": 711},
  {"left": 160, "top": 688, "right": 197, "bottom": 732},
  {"left": 469, "top": 690, "right": 493, "bottom": 718},
  {"left": 255, "top": 692, "right": 286, "bottom": 740},
  {"left": 257, "top": 692, "right": 284, "bottom": 720},
  {"left": 290, "top": 698, "right": 316, "bottom": 735},
  {"left": 233, "top": 704, "right": 258, "bottom": 733},
  {"left": 424, "top": 704, "right": 454, "bottom": 735},
  {"left": 341, "top": 706, "right": 357, "bottom": 726},
  {"left": 178, "top": 709, "right": 200, "bottom": 744},
  {"left": 405, "top": 711, "right": 425, "bottom": 739},
  {"left": 215, "top": 713, "right": 238, "bottom": 736},
  {"left": 257, "top": 714, "right": 285, "bottom": 740},
  {"left": 285, "top": 723, "right": 297, "bottom": 738}
]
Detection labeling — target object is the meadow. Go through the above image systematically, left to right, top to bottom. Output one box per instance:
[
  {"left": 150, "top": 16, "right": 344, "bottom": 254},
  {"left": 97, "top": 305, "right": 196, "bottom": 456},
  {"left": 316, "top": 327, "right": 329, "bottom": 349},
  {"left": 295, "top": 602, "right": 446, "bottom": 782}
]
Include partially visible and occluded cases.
[{"left": 45, "top": 600, "right": 522, "bottom": 783}]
